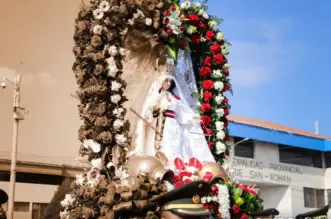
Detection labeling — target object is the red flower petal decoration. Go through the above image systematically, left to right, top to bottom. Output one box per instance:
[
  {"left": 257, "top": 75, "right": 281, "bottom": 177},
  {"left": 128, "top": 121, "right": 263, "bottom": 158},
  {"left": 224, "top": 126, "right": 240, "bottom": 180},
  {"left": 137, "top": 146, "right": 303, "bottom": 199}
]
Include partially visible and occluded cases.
[
  {"left": 174, "top": 157, "right": 186, "bottom": 170},
  {"left": 188, "top": 158, "right": 203, "bottom": 170},
  {"left": 202, "top": 171, "right": 213, "bottom": 182}
]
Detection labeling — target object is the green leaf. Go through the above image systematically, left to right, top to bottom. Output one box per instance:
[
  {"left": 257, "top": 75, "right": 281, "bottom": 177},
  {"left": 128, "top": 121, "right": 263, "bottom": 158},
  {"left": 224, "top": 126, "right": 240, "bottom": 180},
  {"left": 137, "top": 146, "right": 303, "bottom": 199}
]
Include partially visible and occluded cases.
[{"left": 167, "top": 45, "right": 178, "bottom": 60}]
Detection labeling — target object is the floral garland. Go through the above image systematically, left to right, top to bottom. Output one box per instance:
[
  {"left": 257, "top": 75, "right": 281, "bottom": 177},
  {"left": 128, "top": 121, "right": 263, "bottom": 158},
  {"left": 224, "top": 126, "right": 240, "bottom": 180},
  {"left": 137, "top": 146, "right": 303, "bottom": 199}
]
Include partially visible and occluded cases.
[
  {"left": 63, "top": 0, "right": 131, "bottom": 217},
  {"left": 163, "top": 0, "right": 232, "bottom": 167},
  {"left": 202, "top": 179, "right": 264, "bottom": 219}
]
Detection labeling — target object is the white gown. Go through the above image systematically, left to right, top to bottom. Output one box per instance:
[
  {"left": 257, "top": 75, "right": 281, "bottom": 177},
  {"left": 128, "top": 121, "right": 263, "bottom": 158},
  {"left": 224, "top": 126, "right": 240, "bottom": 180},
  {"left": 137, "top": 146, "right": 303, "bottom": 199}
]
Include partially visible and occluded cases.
[{"left": 151, "top": 91, "right": 215, "bottom": 166}]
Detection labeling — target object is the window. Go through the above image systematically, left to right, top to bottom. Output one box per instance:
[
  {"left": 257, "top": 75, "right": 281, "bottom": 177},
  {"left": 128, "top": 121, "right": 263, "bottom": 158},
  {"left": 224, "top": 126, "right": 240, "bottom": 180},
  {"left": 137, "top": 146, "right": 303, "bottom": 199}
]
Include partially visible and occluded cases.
[
  {"left": 234, "top": 137, "right": 254, "bottom": 158},
  {"left": 279, "top": 144, "right": 322, "bottom": 168},
  {"left": 324, "top": 152, "right": 331, "bottom": 168},
  {"left": 0, "top": 171, "right": 64, "bottom": 185},
  {"left": 304, "top": 187, "right": 325, "bottom": 208},
  {"left": 327, "top": 189, "right": 331, "bottom": 207},
  {"left": 14, "top": 202, "right": 29, "bottom": 212},
  {"left": 32, "top": 203, "right": 48, "bottom": 219}
]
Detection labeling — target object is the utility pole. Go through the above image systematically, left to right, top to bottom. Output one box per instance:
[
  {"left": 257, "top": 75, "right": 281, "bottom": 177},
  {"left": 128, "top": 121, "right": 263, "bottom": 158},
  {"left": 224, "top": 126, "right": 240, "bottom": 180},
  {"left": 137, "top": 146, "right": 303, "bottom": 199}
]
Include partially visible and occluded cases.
[{"left": 1, "top": 75, "right": 27, "bottom": 219}]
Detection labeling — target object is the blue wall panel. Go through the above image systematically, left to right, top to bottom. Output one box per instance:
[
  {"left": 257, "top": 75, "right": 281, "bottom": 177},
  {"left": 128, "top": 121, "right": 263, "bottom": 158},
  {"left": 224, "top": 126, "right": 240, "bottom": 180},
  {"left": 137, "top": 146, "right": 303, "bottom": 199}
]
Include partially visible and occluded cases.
[{"left": 229, "top": 122, "right": 331, "bottom": 152}]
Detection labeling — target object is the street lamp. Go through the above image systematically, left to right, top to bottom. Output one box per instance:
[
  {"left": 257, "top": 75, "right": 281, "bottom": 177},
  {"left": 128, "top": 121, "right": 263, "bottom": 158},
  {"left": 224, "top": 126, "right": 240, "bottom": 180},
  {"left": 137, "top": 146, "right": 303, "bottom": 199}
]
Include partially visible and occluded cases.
[{"left": 1, "top": 75, "right": 28, "bottom": 219}]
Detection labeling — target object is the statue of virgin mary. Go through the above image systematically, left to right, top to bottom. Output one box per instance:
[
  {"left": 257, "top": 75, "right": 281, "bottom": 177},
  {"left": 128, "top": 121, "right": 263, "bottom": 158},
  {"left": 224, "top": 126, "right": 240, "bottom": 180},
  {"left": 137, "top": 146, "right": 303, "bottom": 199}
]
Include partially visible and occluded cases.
[{"left": 131, "top": 59, "right": 215, "bottom": 167}]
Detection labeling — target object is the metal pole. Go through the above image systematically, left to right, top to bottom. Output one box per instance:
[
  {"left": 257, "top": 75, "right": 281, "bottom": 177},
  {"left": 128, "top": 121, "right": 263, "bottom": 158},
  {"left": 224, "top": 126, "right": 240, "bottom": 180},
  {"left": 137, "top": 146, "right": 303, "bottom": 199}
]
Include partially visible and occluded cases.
[{"left": 7, "top": 74, "right": 21, "bottom": 219}]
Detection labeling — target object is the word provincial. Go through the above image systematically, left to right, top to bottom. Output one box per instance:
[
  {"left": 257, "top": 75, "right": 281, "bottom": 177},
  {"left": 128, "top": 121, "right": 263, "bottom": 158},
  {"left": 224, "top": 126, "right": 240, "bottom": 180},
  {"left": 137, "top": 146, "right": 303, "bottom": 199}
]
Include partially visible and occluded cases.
[{"left": 232, "top": 158, "right": 303, "bottom": 175}]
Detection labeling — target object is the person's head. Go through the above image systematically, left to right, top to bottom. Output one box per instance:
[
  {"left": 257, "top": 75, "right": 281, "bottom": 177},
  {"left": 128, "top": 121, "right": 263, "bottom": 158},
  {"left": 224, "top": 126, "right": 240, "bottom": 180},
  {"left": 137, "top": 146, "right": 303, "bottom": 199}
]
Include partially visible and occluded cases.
[{"left": 160, "top": 77, "right": 176, "bottom": 93}]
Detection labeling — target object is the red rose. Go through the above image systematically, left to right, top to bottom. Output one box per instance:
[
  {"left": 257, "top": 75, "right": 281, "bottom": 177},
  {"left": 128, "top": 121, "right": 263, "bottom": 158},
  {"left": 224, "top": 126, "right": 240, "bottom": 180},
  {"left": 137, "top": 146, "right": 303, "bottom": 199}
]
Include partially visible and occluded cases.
[
  {"left": 169, "top": 4, "right": 176, "bottom": 10},
  {"left": 164, "top": 10, "right": 171, "bottom": 16},
  {"left": 186, "top": 14, "right": 200, "bottom": 25},
  {"left": 164, "top": 18, "right": 170, "bottom": 25},
  {"left": 199, "top": 22, "right": 206, "bottom": 30},
  {"left": 167, "top": 28, "right": 173, "bottom": 35},
  {"left": 206, "top": 31, "right": 215, "bottom": 41},
  {"left": 190, "top": 34, "right": 201, "bottom": 44},
  {"left": 180, "top": 41, "right": 187, "bottom": 48},
  {"left": 210, "top": 43, "right": 221, "bottom": 53},
  {"left": 213, "top": 53, "right": 225, "bottom": 64},
  {"left": 204, "top": 56, "right": 212, "bottom": 66},
  {"left": 200, "top": 66, "right": 212, "bottom": 77},
  {"left": 224, "top": 71, "right": 230, "bottom": 77},
  {"left": 202, "top": 80, "right": 214, "bottom": 90},
  {"left": 223, "top": 84, "right": 230, "bottom": 92},
  {"left": 204, "top": 91, "right": 212, "bottom": 102},
  {"left": 223, "top": 96, "right": 229, "bottom": 103},
  {"left": 201, "top": 103, "right": 211, "bottom": 113},
  {"left": 224, "top": 107, "right": 229, "bottom": 116},
  {"left": 200, "top": 116, "right": 211, "bottom": 126},
  {"left": 224, "top": 118, "right": 229, "bottom": 128},
  {"left": 204, "top": 128, "right": 212, "bottom": 136},
  {"left": 224, "top": 135, "right": 230, "bottom": 142},
  {"left": 208, "top": 141, "right": 214, "bottom": 150},
  {"left": 224, "top": 150, "right": 229, "bottom": 156},
  {"left": 179, "top": 171, "right": 192, "bottom": 178},
  {"left": 173, "top": 175, "right": 180, "bottom": 182},
  {"left": 183, "top": 179, "right": 192, "bottom": 184},
  {"left": 175, "top": 181, "right": 183, "bottom": 188},
  {"left": 211, "top": 185, "right": 218, "bottom": 192},
  {"left": 232, "top": 205, "right": 241, "bottom": 214},
  {"left": 217, "top": 213, "right": 222, "bottom": 218},
  {"left": 240, "top": 213, "right": 249, "bottom": 219}
]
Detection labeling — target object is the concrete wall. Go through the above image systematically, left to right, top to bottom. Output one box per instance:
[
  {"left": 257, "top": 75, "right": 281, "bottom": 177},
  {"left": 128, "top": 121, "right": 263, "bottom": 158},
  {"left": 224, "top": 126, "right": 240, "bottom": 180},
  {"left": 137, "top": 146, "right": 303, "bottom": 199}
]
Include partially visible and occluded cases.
[
  {"left": 231, "top": 138, "right": 329, "bottom": 218},
  {"left": 0, "top": 181, "right": 57, "bottom": 219}
]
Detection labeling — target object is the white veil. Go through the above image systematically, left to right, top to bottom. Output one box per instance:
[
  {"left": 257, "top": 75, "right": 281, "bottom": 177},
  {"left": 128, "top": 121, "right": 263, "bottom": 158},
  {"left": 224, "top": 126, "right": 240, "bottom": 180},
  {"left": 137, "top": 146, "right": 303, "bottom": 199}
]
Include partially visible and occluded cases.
[{"left": 173, "top": 49, "right": 199, "bottom": 112}]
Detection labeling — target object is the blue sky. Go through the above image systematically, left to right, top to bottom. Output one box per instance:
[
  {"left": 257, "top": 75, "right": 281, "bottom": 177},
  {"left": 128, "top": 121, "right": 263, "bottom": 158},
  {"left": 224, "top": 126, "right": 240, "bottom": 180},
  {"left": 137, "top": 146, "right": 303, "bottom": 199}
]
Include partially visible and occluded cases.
[{"left": 206, "top": 0, "right": 331, "bottom": 136}]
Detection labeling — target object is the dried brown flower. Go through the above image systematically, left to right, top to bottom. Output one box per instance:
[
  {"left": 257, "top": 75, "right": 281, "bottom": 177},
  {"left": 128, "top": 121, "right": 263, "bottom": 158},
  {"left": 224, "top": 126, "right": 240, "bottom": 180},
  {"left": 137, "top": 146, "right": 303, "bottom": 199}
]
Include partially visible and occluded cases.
[
  {"left": 91, "top": 35, "right": 102, "bottom": 47},
  {"left": 94, "top": 64, "right": 104, "bottom": 76},
  {"left": 95, "top": 116, "right": 110, "bottom": 127}
]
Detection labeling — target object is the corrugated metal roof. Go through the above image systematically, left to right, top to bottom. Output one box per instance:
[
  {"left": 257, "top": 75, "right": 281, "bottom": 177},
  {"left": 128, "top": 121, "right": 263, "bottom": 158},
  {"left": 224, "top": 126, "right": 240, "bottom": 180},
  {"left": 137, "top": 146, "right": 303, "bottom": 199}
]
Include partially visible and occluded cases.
[{"left": 228, "top": 115, "right": 331, "bottom": 140}]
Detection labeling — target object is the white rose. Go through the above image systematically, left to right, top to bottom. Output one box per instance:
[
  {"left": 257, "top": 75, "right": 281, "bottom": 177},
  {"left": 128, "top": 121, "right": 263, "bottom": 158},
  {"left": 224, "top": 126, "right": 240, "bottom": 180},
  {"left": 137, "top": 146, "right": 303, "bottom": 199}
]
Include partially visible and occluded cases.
[
  {"left": 180, "top": 1, "right": 191, "bottom": 9},
  {"left": 193, "top": 2, "right": 201, "bottom": 10},
  {"left": 198, "top": 9, "right": 204, "bottom": 16},
  {"left": 133, "top": 12, "right": 140, "bottom": 19},
  {"left": 203, "top": 12, "right": 209, "bottom": 19},
  {"left": 145, "top": 18, "right": 152, "bottom": 26},
  {"left": 128, "top": 19, "right": 134, "bottom": 25},
  {"left": 208, "top": 21, "right": 217, "bottom": 30},
  {"left": 93, "top": 25, "right": 103, "bottom": 35},
  {"left": 186, "top": 28, "right": 193, "bottom": 35},
  {"left": 216, "top": 32, "right": 224, "bottom": 41},
  {"left": 200, "top": 37, "right": 206, "bottom": 42},
  {"left": 108, "top": 45, "right": 118, "bottom": 56},
  {"left": 222, "top": 45, "right": 229, "bottom": 55},
  {"left": 223, "top": 63, "right": 231, "bottom": 70},
  {"left": 107, "top": 65, "right": 118, "bottom": 77},
  {"left": 212, "top": 69, "right": 223, "bottom": 78},
  {"left": 111, "top": 81, "right": 122, "bottom": 91},
  {"left": 214, "top": 81, "right": 224, "bottom": 91},
  {"left": 111, "top": 94, "right": 121, "bottom": 104},
  {"left": 215, "top": 94, "right": 224, "bottom": 104},
  {"left": 113, "top": 108, "right": 124, "bottom": 117},
  {"left": 215, "top": 109, "right": 225, "bottom": 118},
  {"left": 113, "top": 119, "right": 124, "bottom": 130},
  {"left": 215, "top": 121, "right": 224, "bottom": 131},
  {"left": 216, "top": 131, "right": 225, "bottom": 140},
  {"left": 115, "top": 134, "right": 127, "bottom": 145},
  {"left": 83, "top": 139, "right": 101, "bottom": 153},
  {"left": 216, "top": 142, "right": 226, "bottom": 154},
  {"left": 91, "top": 158, "right": 103, "bottom": 169},
  {"left": 87, "top": 178, "right": 99, "bottom": 187},
  {"left": 212, "top": 196, "right": 218, "bottom": 202},
  {"left": 201, "top": 197, "right": 207, "bottom": 204},
  {"left": 207, "top": 197, "right": 212, "bottom": 203}
]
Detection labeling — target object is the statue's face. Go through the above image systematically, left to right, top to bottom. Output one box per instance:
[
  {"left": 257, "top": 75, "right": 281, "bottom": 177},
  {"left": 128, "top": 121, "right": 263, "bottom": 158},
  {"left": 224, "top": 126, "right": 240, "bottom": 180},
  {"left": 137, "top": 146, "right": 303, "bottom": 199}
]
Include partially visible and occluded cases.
[{"left": 162, "top": 78, "right": 172, "bottom": 91}]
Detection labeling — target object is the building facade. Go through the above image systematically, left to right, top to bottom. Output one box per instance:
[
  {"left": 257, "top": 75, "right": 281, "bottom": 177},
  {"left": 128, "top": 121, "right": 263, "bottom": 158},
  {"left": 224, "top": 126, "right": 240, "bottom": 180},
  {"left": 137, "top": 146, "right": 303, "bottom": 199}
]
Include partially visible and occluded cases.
[
  {"left": 228, "top": 115, "right": 331, "bottom": 218},
  {"left": 0, "top": 159, "right": 83, "bottom": 219}
]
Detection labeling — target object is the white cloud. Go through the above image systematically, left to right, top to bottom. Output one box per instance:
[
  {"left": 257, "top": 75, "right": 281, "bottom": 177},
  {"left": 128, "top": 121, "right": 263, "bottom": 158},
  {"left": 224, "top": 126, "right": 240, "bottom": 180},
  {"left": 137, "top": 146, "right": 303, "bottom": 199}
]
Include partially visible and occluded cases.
[{"left": 225, "top": 18, "right": 296, "bottom": 86}]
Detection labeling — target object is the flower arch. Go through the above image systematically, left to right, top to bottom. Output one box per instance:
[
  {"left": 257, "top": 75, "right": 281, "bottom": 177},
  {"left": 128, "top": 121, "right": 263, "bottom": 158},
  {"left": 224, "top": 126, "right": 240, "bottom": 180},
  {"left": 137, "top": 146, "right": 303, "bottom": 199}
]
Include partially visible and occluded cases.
[{"left": 59, "top": 0, "right": 264, "bottom": 219}]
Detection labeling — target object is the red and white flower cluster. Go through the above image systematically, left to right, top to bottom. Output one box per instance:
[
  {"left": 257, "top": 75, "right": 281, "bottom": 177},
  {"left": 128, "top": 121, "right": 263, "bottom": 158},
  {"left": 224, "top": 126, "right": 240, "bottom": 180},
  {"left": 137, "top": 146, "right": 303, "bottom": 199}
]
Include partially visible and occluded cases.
[{"left": 172, "top": 157, "right": 214, "bottom": 188}]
